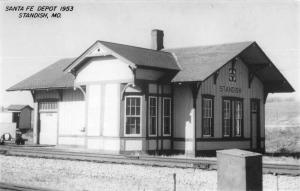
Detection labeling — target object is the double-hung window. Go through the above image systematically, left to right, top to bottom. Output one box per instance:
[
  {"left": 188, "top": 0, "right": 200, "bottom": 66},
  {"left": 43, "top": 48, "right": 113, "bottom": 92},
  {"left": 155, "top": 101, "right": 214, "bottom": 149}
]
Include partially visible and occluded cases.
[
  {"left": 125, "top": 96, "right": 141, "bottom": 136},
  {"left": 149, "top": 96, "right": 157, "bottom": 136},
  {"left": 202, "top": 96, "right": 214, "bottom": 137},
  {"left": 163, "top": 98, "right": 171, "bottom": 136},
  {"left": 222, "top": 98, "right": 243, "bottom": 137},
  {"left": 223, "top": 100, "right": 231, "bottom": 137}
]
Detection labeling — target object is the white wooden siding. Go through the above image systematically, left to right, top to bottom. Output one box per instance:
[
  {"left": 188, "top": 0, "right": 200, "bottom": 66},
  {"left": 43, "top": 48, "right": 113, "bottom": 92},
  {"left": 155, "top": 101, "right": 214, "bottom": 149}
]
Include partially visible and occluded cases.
[
  {"left": 75, "top": 57, "right": 133, "bottom": 84},
  {"left": 103, "top": 84, "right": 120, "bottom": 137},
  {"left": 86, "top": 85, "right": 101, "bottom": 136},
  {"left": 58, "top": 89, "right": 85, "bottom": 143}
]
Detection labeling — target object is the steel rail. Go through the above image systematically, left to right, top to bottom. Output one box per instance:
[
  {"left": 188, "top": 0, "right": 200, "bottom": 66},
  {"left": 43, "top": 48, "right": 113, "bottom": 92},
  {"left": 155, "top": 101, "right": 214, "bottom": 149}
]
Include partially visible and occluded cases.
[
  {"left": 0, "top": 146, "right": 299, "bottom": 176},
  {"left": 0, "top": 182, "right": 57, "bottom": 191}
]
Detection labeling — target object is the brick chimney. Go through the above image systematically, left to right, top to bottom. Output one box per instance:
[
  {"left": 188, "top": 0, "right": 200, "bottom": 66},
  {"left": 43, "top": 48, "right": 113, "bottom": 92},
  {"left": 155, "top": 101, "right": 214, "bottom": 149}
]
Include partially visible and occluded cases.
[{"left": 151, "top": 29, "right": 164, "bottom": 50}]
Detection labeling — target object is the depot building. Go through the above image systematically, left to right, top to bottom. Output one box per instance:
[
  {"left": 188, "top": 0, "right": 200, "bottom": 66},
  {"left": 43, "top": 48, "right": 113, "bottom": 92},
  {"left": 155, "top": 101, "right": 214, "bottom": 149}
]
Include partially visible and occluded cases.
[{"left": 8, "top": 30, "right": 294, "bottom": 156}]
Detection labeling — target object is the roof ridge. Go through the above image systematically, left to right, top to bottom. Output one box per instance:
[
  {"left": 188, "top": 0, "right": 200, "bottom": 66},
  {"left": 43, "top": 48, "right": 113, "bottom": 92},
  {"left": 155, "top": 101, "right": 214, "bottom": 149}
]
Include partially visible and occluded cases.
[
  {"left": 98, "top": 40, "right": 175, "bottom": 57},
  {"left": 164, "top": 41, "right": 255, "bottom": 51}
]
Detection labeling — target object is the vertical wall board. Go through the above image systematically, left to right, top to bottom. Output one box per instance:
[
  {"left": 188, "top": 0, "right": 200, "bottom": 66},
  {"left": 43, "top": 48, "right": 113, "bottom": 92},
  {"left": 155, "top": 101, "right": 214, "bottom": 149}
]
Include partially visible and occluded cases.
[
  {"left": 198, "top": 59, "right": 264, "bottom": 144},
  {"left": 135, "top": 69, "right": 165, "bottom": 81},
  {"left": 148, "top": 83, "right": 157, "bottom": 93},
  {"left": 86, "top": 84, "right": 101, "bottom": 136},
  {"left": 103, "top": 84, "right": 120, "bottom": 137},
  {"left": 163, "top": 85, "right": 172, "bottom": 94},
  {"left": 173, "top": 85, "right": 193, "bottom": 138},
  {"left": 157, "top": 88, "right": 162, "bottom": 137},
  {"left": 62, "top": 89, "right": 84, "bottom": 101},
  {"left": 35, "top": 90, "right": 60, "bottom": 100},
  {"left": 142, "top": 94, "right": 147, "bottom": 138},
  {"left": 261, "top": 100, "right": 265, "bottom": 138},
  {"left": 58, "top": 101, "right": 85, "bottom": 136},
  {"left": 19, "top": 107, "right": 32, "bottom": 129},
  {"left": 163, "top": 139, "right": 171, "bottom": 149},
  {"left": 148, "top": 140, "right": 157, "bottom": 150},
  {"left": 173, "top": 141, "right": 185, "bottom": 150},
  {"left": 196, "top": 141, "right": 250, "bottom": 150}
]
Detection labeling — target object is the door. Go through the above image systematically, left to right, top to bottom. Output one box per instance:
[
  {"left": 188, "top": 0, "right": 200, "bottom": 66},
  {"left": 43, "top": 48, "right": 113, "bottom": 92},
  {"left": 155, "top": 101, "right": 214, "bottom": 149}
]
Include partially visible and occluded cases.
[
  {"left": 251, "top": 100, "right": 260, "bottom": 150},
  {"left": 12, "top": 112, "right": 20, "bottom": 129},
  {"left": 40, "top": 112, "right": 58, "bottom": 145}
]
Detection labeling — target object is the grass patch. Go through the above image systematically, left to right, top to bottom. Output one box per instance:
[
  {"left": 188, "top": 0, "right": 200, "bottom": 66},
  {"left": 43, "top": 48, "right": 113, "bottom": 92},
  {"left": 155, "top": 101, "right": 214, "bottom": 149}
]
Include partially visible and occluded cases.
[{"left": 265, "top": 126, "right": 300, "bottom": 155}]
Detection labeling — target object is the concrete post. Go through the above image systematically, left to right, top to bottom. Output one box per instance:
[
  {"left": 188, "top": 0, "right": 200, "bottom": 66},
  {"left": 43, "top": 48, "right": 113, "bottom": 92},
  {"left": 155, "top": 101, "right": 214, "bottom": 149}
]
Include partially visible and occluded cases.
[{"left": 217, "top": 149, "right": 262, "bottom": 191}]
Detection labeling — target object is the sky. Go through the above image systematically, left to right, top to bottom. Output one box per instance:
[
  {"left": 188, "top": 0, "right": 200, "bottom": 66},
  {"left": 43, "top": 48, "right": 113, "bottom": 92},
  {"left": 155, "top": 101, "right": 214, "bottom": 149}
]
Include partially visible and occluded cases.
[{"left": 0, "top": 0, "right": 299, "bottom": 107}]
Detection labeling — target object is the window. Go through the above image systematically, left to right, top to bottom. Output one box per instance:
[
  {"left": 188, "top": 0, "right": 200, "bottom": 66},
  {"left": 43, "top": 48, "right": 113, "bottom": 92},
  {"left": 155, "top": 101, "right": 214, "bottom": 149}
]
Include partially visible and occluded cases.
[
  {"left": 125, "top": 96, "right": 141, "bottom": 136},
  {"left": 149, "top": 96, "right": 157, "bottom": 136},
  {"left": 202, "top": 96, "right": 213, "bottom": 137},
  {"left": 163, "top": 98, "right": 171, "bottom": 136},
  {"left": 222, "top": 98, "right": 243, "bottom": 137},
  {"left": 223, "top": 100, "right": 231, "bottom": 137},
  {"left": 234, "top": 101, "right": 242, "bottom": 136},
  {"left": 39, "top": 102, "right": 58, "bottom": 111}
]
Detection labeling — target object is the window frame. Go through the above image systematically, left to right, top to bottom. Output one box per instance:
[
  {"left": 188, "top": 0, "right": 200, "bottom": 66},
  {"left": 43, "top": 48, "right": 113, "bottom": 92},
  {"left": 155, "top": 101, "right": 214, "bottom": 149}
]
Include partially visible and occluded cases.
[
  {"left": 124, "top": 95, "right": 142, "bottom": 137},
  {"left": 201, "top": 95, "right": 214, "bottom": 137},
  {"left": 148, "top": 96, "right": 158, "bottom": 137},
  {"left": 162, "top": 97, "right": 172, "bottom": 136},
  {"left": 222, "top": 97, "right": 244, "bottom": 138}
]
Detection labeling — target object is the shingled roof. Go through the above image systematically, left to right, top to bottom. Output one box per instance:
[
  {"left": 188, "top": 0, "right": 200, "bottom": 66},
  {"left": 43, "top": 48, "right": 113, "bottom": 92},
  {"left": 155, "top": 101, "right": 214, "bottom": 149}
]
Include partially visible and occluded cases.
[
  {"left": 7, "top": 41, "right": 294, "bottom": 93},
  {"left": 64, "top": 41, "right": 180, "bottom": 73},
  {"left": 99, "top": 41, "right": 180, "bottom": 70},
  {"left": 165, "top": 41, "right": 253, "bottom": 82},
  {"left": 7, "top": 58, "right": 75, "bottom": 91},
  {"left": 7, "top": 105, "right": 33, "bottom": 111}
]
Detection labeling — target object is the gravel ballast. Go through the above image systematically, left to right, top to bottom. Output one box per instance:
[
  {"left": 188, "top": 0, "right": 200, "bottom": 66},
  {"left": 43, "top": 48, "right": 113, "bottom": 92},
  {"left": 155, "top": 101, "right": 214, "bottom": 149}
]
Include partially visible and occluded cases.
[{"left": 0, "top": 155, "right": 299, "bottom": 191}]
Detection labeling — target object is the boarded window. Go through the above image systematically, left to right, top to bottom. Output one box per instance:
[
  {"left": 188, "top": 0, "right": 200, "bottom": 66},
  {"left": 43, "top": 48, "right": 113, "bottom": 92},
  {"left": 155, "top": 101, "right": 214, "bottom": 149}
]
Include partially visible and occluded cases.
[
  {"left": 125, "top": 96, "right": 141, "bottom": 135},
  {"left": 39, "top": 102, "right": 58, "bottom": 112}
]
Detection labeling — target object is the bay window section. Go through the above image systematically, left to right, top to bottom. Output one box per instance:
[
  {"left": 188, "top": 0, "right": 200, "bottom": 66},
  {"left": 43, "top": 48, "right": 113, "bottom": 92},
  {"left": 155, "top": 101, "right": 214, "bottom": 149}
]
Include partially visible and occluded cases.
[
  {"left": 125, "top": 96, "right": 141, "bottom": 136},
  {"left": 149, "top": 96, "right": 157, "bottom": 136},
  {"left": 163, "top": 98, "right": 171, "bottom": 136}
]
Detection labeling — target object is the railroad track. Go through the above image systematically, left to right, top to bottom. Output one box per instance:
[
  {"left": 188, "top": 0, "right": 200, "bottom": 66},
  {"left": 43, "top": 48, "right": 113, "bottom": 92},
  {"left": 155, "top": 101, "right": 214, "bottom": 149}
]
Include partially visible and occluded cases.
[
  {"left": 0, "top": 146, "right": 299, "bottom": 176},
  {"left": 0, "top": 182, "right": 57, "bottom": 191}
]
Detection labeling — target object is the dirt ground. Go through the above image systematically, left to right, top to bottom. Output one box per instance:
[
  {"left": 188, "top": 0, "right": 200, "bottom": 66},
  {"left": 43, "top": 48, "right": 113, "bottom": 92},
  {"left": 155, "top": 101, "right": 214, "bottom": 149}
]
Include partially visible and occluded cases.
[{"left": 0, "top": 155, "right": 299, "bottom": 191}]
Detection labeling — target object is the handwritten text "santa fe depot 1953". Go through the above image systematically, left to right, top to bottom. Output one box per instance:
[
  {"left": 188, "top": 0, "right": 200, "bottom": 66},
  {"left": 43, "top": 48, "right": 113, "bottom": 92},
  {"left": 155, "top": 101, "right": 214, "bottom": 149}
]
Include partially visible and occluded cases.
[{"left": 5, "top": 6, "right": 74, "bottom": 19}]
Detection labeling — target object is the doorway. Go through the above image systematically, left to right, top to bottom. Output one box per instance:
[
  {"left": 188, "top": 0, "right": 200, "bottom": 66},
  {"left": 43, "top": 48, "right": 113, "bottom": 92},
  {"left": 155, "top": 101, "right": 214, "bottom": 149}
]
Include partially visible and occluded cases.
[
  {"left": 251, "top": 99, "right": 260, "bottom": 150},
  {"left": 38, "top": 102, "right": 58, "bottom": 145},
  {"left": 39, "top": 112, "right": 58, "bottom": 145}
]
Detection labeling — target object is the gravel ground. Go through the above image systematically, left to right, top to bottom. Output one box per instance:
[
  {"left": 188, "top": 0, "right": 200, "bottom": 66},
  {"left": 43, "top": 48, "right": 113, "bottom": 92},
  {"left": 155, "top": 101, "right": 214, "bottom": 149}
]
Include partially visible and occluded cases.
[{"left": 0, "top": 155, "right": 299, "bottom": 191}]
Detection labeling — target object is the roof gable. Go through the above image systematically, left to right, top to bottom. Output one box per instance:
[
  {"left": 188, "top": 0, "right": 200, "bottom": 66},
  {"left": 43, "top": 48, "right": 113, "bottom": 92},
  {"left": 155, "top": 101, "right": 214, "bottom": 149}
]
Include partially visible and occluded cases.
[
  {"left": 65, "top": 41, "right": 180, "bottom": 73},
  {"left": 166, "top": 41, "right": 294, "bottom": 92}
]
